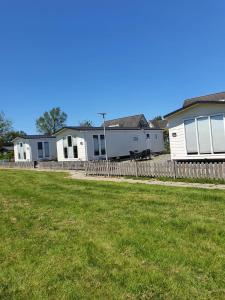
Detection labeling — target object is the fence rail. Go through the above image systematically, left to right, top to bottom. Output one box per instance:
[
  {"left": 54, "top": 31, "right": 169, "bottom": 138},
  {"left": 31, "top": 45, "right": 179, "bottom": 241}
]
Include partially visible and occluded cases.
[
  {"left": 0, "top": 161, "right": 34, "bottom": 169},
  {"left": 37, "top": 161, "right": 87, "bottom": 170},
  {"left": 85, "top": 161, "right": 225, "bottom": 180}
]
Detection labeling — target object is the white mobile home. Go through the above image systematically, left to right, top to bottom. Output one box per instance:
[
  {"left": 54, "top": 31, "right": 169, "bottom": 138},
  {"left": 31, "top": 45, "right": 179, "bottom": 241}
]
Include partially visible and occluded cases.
[
  {"left": 164, "top": 92, "right": 225, "bottom": 161},
  {"left": 55, "top": 126, "right": 164, "bottom": 161},
  {"left": 13, "top": 135, "right": 57, "bottom": 162}
]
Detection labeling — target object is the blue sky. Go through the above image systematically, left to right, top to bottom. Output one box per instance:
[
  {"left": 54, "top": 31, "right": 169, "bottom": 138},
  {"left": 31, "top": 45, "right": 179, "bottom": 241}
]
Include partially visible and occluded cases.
[{"left": 1, "top": 0, "right": 225, "bottom": 133}]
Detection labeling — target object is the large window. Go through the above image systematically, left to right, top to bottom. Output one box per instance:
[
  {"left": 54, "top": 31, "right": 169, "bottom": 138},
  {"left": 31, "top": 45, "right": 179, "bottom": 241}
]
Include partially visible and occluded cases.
[
  {"left": 184, "top": 114, "right": 225, "bottom": 155},
  {"left": 210, "top": 115, "right": 225, "bottom": 153},
  {"left": 197, "top": 117, "right": 211, "bottom": 154},
  {"left": 184, "top": 119, "right": 198, "bottom": 154},
  {"left": 93, "top": 135, "right": 99, "bottom": 156},
  {"left": 100, "top": 135, "right": 105, "bottom": 155},
  {"left": 38, "top": 142, "right": 43, "bottom": 158},
  {"left": 44, "top": 142, "right": 50, "bottom": 157}
]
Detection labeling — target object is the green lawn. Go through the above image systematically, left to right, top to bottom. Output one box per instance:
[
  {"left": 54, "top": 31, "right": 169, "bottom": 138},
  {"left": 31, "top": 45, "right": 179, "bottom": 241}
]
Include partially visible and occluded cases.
[{"left": 0, "top": 170, "right": 225, "bottom": 299}]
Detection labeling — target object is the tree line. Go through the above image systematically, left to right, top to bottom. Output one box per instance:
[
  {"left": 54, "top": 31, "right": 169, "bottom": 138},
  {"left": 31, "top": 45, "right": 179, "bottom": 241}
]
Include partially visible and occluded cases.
[{"left": 0, "top": 107, "right": 94, "bottom": 144}]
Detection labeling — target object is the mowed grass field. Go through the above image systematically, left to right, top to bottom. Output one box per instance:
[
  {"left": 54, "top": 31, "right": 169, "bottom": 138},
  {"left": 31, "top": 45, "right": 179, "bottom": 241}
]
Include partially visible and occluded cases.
[{"left": 0, "top": 170, "right": 225, "bottom": 299}]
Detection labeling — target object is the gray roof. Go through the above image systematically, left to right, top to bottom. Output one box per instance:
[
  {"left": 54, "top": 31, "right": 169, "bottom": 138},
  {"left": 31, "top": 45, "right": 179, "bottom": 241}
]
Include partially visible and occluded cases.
[
  {"left": 164, "top": 91, "right": 225, "bottom": 118},
  {"left": 183, "top": 91, "right": 225, "bottom": 107},
  {"left": 104, "top": 114, "right": 149, "bottom": 128},
  {"left": 55, "top": 125, "right": 162, "bottom": 135},
  {"left": 13, "top": 135, "right": 55, "bottom": 141}
]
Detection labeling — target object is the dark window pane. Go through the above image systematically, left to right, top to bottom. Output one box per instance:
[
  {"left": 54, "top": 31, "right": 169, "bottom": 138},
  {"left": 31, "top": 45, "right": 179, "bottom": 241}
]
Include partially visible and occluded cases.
[
  {"left": 93, "top": 135, "right": 99, "bottom": 156},
  {"left": 100, "top": 135, "right": 105, "bottom": 155},
  {"left": 68, "top": 136, "right": 72, "bottom": 147},
  {"left": 37, "top": 142, "right": 43, "bottom": 158},
  {"left": 38, "top": 142, "right": 43, "bottom": 150},
  {"left": 73, "top": 146, "right": 78, "bottom": 158},
  {"left": 64, "top": 147, "right": 68, "bottom": 158}
]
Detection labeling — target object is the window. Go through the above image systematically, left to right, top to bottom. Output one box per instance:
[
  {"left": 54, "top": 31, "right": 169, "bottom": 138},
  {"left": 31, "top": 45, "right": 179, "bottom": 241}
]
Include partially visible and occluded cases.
[
  {"left": 210, "top": 115, "right": 225, "bottom": 153},
  {"left": 197, "top": 117, "right": 211, "bottom": 154},
  {"left": 184, "top": 119, "right": 198, "bottom": 154},
  {"left": 172, "top": 132, "right": 177, "bottom": 137},
  {"left": 146, "top": 134, "right": 150, "bottom": 139},
  {"left": 155, "top": 134, "right": 157, "bottom": 139},
  {"left": 93, "top": 135, "right": 99, "bottom": 156},
  {"left": 100, "top": 135, "right": 105, "bottom": 155},
  {"left": 67, "top": 136, "right": 72, "bottom": 147},
  {"left": 133, "top": 137, "right": 138, "bottom": 141},
  {"left": 37, "top": 142, "right": 43, "bottom": 158},
  {"left": 44, "top": 142, "right": 50, "bottom": 157},
  {"left": 20, "top": 143, "right": 23, "bottom": 147},
  {"left": 73, "top": 146, "right": 78, "bottom": 158},
  {"left": 64, "top": 147, "right": 68, "bottom": 158},
  {"left": 24, "top": 151, "right": 26, "bottom": 160},
  {"left": 18, "top": 152, "right": 21, "bottom": 159}
]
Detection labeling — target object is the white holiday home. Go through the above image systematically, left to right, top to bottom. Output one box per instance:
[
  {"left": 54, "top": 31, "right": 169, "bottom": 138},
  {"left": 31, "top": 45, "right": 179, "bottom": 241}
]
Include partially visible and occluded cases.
[
  {"left": 164, "top": 91, "right": 225, "bottom": 161},
  {"left": 55, "top": 115, "right": 164, "bottom": 161},
  {"left": 13, "top": 135, "right": 57, "bottom": 162}
]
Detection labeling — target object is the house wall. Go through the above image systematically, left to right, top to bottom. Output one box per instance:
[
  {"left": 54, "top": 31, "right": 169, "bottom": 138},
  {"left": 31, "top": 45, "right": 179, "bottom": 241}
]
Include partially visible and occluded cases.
[
  {"left": 167, "top": 103, "right": 225, "bottom": 160},
  {"left": 56, "top": 128, "right": 164, "bottom": 161},
  {"left": 56, "top": 130, "right": 87, "bottom": 161},
  {"left": 14, "top": 138, "right": 57, "bottom": 162},
  {"left": 14, "top": 140, "right": 31, "bottom": 162}
]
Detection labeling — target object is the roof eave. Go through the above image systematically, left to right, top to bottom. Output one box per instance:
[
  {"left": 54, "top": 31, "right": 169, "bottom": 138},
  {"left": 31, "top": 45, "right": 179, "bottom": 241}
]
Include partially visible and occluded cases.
[{"left": 164, "top": 101, "right": 225, "bottom": 119}]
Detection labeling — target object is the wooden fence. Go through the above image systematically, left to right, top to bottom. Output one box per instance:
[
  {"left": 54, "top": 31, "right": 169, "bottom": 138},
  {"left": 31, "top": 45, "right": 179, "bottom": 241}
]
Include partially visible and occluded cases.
[
  {"left": 0, "top": 161, "right": 34, "bottom": 169},
  {"left": 38, "top": 161, "right": 87, "bottom": 170},
  {"left": 85, "top": 161, "right": 225, "bottom": 180}
]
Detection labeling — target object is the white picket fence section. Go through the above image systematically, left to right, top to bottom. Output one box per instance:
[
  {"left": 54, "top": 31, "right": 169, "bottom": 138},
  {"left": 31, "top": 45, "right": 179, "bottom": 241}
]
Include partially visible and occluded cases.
[{"left": 85, "top": 161, "right": 225, "bottom": 180}]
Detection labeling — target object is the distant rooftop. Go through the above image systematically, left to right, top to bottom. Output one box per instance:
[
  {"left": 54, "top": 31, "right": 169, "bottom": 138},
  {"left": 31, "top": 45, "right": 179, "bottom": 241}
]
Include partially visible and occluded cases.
[
  {"left": 104, "top": 114, "right": 149, "bottom": 128},
  {"left": 13, "top": 135, "right": 55, "bottom": 141}
]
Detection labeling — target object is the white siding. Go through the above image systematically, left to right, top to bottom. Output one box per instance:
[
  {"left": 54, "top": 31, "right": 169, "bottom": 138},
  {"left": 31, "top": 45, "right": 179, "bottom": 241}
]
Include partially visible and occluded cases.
[
  {"left": 167, "top": 103, "right": 225, "bottom": 160},
  {"left": 56, "top": 128, "right": 164, "bottom": 161},
  {"left": 14, "top": 138, "right": 57, "bottom": 162}
]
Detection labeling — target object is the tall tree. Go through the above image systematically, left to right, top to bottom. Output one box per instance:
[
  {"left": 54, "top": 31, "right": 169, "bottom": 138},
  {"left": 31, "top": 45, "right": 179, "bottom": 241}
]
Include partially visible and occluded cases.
[
  {"left": 36, "top": 107, "right": 67, "bottom": 135},
  {"left": 0, "top": 111, "right": 12, "bottom": 135},
  {"left": 79, "top": 120, "right": 94, "bottom": 127},
  {"left": 3, "top": 130, "right": 27, "bottom": 145}
]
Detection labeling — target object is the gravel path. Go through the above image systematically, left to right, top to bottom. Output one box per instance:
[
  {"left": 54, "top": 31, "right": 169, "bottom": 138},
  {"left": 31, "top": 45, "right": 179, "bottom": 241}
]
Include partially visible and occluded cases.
[{"left": 69, "top": 171, "right": 225, "bottom": 190}]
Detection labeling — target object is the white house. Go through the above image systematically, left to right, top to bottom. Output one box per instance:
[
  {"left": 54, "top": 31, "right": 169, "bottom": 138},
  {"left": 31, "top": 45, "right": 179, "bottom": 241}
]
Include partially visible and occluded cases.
[
  {"left": 164, "top": 91, "right": 225, "bottom": 161},
  {"left": 55, "top": 115, "right": 164, "bottom": 161},
  {"left": 13, "top": 135, "right": 57, "bottom": 162}
]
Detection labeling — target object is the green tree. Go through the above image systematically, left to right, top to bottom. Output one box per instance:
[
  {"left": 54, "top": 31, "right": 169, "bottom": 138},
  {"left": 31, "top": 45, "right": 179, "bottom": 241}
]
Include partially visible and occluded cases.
[
  {"left": 36, "top": 107, "right": 67, "bottom": 135},
  {"left": 0, "top": 111, "right": 12, "bottom": 135},
  {"left": 153, "top": 115, "right": 163, "bottom": 121},
  {"left": 79, "top": 120, "right": 94, "bottom": 127},
  {"left": 3, "top": 131, "right": 27, "bottom": 145}
]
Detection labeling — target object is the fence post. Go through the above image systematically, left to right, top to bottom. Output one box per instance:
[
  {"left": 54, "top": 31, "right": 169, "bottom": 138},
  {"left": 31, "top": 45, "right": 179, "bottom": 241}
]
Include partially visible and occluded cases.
[
  {"left": 135, "top": 161, "right": 138, "bottom": 177},
  {"left": 173, "top": 161, "right": 177, "bottom": 179}
]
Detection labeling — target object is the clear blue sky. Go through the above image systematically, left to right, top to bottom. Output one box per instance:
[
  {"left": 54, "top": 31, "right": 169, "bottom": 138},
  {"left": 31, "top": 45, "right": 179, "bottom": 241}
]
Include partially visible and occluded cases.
[{"left": 1, "top": 0, "right": 225, "bottom": 133}]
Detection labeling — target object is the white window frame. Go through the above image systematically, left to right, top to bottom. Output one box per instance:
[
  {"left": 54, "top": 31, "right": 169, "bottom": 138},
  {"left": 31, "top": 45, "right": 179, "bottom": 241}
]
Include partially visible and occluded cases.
[{"left": 183, "top": 113, "right": 225, "bottom": 155}]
